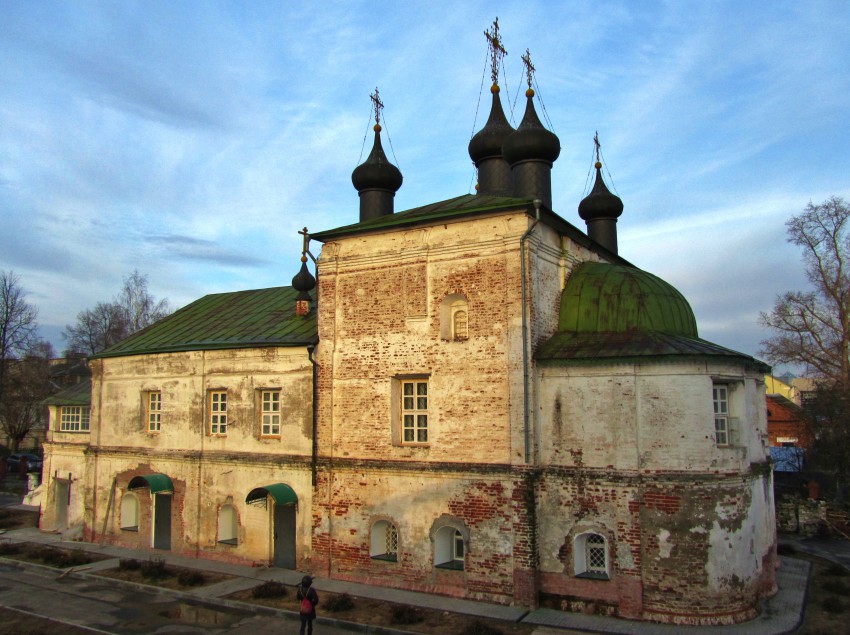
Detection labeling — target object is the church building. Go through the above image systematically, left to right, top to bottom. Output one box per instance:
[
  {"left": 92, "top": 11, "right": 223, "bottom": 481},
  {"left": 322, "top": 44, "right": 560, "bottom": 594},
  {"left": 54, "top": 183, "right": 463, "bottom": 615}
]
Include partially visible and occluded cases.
[{"left": 39, "top": 23, "right": 777, "bottom": 625}]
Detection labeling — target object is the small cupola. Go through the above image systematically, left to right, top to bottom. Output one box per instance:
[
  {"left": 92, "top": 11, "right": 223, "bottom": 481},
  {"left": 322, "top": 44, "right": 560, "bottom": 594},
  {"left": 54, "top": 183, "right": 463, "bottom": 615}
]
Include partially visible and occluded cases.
[
  {"left": 468, "top": 19, "right": 515, "bottom": 197},
  {"left": 502, "top": 50, "right": 560, "bottom": 208},
  {"left": 352, "top": 89, "right": 403, "bottom": 222},
  {"left": 578, "top": 134, "right": 624, "bottom": 254},
  {"left": 292, "top": 227, "right": 317, "bottom": 316}
]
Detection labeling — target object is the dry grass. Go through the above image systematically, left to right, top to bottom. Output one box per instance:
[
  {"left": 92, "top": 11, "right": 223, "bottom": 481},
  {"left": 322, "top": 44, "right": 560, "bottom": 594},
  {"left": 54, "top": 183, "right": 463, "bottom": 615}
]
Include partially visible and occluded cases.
[
  {"left": 0, "top": 507, "right": 39, "bottom": 530},
  {"left": 0, "top": 541, "right": 106, "bottom": 568}
]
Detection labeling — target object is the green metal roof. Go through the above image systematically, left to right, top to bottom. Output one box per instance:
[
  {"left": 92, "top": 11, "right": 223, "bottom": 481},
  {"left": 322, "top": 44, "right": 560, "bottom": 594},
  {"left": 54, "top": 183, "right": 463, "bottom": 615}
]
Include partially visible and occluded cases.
[
  {"left": 559, "top": 262, "right": 698, "bottom": 336},
  {"left": 94, "top": 286, "right": 317, "bottom": 359},
  {"left": 536, "top": 330, "right": 770, "bottom": 372},
  {"left": 43, "top": 378, "right": 91, "bottom": 406},
  {"left": 128, "top": 473, "right": 174, "bottom": 494},
  {"left": 246, "top": 483, "right": 298, "bottom": 507}
]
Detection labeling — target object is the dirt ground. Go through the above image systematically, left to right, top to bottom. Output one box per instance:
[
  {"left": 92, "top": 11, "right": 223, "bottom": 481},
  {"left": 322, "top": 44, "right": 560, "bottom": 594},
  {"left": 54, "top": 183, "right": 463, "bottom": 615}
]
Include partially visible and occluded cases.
[
  {"left": 0, "top": 507, "right": 39, "bottom": 531},
  {"left": 96, "top": 561, "right": 233, "bottom": 590}
]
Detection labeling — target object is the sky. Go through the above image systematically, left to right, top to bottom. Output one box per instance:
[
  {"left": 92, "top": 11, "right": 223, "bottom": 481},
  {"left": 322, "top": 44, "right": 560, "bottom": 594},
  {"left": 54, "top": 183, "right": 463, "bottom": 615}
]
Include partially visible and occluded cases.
[{"left": 1, "top": 1, "right": 849, "bottom": 371}]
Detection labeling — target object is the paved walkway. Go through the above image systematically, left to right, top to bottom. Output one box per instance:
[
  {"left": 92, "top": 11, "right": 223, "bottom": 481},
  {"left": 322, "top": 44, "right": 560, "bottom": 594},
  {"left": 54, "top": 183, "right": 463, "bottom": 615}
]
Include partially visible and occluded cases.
[{"left": 0, "top": 523, "right": 815, "bottom": 635}]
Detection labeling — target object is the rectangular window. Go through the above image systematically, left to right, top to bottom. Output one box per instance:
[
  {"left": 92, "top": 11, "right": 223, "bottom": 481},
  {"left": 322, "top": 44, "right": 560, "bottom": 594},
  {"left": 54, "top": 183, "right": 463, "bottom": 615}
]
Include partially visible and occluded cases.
[
  {"left": 401, "top": 380, "right": 428, "bottom": 443},
  {"left": 713, "top": 385, "right": 729, "bottom": 446},
  {"left": 260, "top": 390, "right": 281, "bottom": 437},
  {"left": 147, "top": 391, "right": 162, "bottom": 432},
  {"left": 210, "top": 391, "right": 227, "bottom": 435},
  {"left": 60, "top": 406, "right": 90, "bottom": 432}
]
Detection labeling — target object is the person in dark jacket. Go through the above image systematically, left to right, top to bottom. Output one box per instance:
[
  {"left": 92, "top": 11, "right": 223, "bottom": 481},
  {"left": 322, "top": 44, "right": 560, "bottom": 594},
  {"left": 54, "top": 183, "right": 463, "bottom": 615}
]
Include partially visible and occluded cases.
[{"left": 297, "top": 575, "right": 319, "bottom": 635}]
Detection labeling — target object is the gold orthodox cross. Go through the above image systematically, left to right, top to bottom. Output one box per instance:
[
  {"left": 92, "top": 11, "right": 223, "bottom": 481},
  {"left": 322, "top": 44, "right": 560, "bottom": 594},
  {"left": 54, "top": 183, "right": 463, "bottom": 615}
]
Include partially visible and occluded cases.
[
  {"left": 484, "top": 18, "right": 507, "bottom": 85},
  {"left": 521, "top": 49, "right": 535, "bottom": 90},
  {"left": 370, "top": 87, "right": 384, "bottom": 126}
]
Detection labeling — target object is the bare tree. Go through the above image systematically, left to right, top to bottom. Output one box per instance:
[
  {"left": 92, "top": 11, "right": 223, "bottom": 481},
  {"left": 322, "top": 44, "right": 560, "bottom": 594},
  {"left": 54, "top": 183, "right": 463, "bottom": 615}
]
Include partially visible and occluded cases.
[
  {"left": 759, "top": 196, "right": 850, "bottom": 389},
  {"left": 760, "top": 197, "right": 850, "bottom": 492},
  {"left": 63, "top": 270, "right": 171, "bottom": 355},
  {"left": 118, "top": 270, "right": 171, "bottom": 333},
  {"left": 0, "top": 271, "right": 39, "bottom": 408},
  {"left": 0, "top": 346, "right": 52, "bottom": 451}
]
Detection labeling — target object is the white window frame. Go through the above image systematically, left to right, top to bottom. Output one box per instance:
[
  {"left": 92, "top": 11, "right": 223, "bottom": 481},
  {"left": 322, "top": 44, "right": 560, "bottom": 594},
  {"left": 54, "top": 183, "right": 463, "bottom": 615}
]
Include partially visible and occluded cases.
[
  {"left": 401, "top": 379, "right": 428, "bottom": 444},
  {"left": 713, "top": 384, "right": 730, "bottom": 446},
  {"left": 260, "top": 390, "right": 281, "bottom": 437},
  {"left": 146, "top": 391, "right": 162, "bottom": 432},
  {"left": 209, "top": 391, "right": 228, "bottom": 435},
  {"left": 59, "top": 406, "right": 90, "bottom": 432},
  {"left": 370, "top": 520, "right": 399, "bottom": 562},
  {"left": 434, "top": 525, "right": 465, "bottom": 570},
  {"left": 574, "top": 532, "right": 609, "bottom": 579}
]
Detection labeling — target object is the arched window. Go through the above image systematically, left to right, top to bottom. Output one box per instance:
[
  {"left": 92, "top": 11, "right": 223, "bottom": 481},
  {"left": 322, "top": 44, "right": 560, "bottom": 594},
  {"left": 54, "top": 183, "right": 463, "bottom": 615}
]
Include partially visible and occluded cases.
[
  {"left": 440, "top": 294, "right": 469, "bottom": 341},
  {"left": 120, "top": 492, "right": 139, "bottom": 531},
  {"left": 218, "top": 504, "right": 238, "bottom": 545},
  {"left": 370, "top": 520, "right": 399, "bottom": 562},
  {"left": 435, "top": 526, "right": 465, "bottom": 570},
  {"left": 574, "top": 532, "right": 609, "bottom": 579}
]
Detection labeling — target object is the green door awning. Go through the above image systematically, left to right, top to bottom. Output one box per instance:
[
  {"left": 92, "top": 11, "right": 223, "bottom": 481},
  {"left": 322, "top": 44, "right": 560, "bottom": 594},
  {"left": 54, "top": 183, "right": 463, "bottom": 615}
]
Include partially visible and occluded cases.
[
  {"left": 128, "top": 473, "right": 174, "bottom": 494},
  {"left": 246, "top": 483, "right": 298, "bottom": 507}
]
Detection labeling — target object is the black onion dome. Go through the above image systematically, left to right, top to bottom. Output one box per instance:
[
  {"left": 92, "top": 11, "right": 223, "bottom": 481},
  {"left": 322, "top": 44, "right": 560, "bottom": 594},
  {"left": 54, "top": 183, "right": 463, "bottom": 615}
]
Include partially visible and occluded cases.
[
  {"left": 468, "top": 86, "right": 516, "bottom": 164},
  {"left": 502, "top": 91, "right": 560, "bottom": 165},
  {"left": 351, "top": 126, "right": 403, "bottom": 192},
  {"left": 578, "top": 164, "right": 624, "bottom": 221},
  {"left": 291, "top": 259, "right": 316, "bottom": 295}
]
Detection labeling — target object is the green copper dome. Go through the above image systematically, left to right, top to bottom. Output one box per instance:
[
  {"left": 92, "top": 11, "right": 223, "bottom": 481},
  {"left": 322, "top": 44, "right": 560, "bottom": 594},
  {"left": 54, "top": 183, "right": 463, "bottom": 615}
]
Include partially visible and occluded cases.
[{"left": 559, "top": 262, "right": 698, "bottom": 337}]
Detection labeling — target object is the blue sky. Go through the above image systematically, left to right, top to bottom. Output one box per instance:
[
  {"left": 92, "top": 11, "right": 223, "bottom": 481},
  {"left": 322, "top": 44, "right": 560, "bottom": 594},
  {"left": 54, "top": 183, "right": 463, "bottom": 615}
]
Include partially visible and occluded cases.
[{"left": 1, "top": 1, "right": 849, "bottom": 368}]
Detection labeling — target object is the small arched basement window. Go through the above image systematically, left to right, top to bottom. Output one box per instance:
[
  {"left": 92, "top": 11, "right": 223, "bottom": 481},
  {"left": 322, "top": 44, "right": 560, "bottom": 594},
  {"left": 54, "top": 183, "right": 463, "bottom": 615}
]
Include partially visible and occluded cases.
[
  {"left": 120, "top": 492, "right": 139, "bottom": 531},
  {"left": 218, "top": 504, "right": 238, "bottom": 545},
  {"left": 370, "top": 520, "right": 399, "bottom": 562},
  {"left": 435, "top": 526, "right": 465, "bottom": 570},
  {"left": 574, "top": 532, "right": 609, "bottom": 579}
]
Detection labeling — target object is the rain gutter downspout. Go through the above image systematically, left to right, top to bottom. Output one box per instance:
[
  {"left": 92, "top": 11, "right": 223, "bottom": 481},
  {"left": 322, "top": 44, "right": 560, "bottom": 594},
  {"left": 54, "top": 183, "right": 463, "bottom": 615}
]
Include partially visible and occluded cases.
[
  {"left": 520, "top": 199, "right": 542, "bottom": 464},
  {"left": 308, "top": 344, "right": 318, "bottom": 487}
]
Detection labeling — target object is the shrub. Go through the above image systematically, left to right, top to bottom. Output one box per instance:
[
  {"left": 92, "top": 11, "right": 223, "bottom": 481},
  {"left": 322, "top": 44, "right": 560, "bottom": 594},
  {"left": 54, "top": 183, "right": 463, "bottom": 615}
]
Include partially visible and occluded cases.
[
  {"left": 0, "top": 542, "right": 22, "bottom": 556},
  {"left": 38, "top": 547, "right": 89, "bottom": 568},
  {"left": 141, "top": 557, "right": 169, "bottom": 579},
  {"left": 119, "top": 558, "right": 141, "bottom": 570},
  {"left": 826, "top": 563, "right": 850, "bottom": 577},
  {"left": 177, "top": 569, "right": 206, "bottom": 586},
  {"left": 251, "top": 580, "right": 287, "bottom": 599},
  {"left": 324, "top": 593, "right": 354, "bottom": 612},
  {"left": 823, "top": 596, "right": 846, "bottom": 614},
  {"left": 390, "top": 605, "right": 423, "bottom": 625},
  {"left": 459, "top": 621, "right": 504, "bottom": 635}
]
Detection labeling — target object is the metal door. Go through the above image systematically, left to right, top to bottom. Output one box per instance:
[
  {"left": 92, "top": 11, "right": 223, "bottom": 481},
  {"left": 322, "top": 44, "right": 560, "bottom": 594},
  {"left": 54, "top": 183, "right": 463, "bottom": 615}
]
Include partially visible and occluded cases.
[
  {"left": 54, "top": 480, "right": 69, "bottom": 530},
  {"left": 153, "top": 493, "right": 172, "bottom": 550},
  {"left": 273, "top": 504, "right": 296, "bottom": 568}
]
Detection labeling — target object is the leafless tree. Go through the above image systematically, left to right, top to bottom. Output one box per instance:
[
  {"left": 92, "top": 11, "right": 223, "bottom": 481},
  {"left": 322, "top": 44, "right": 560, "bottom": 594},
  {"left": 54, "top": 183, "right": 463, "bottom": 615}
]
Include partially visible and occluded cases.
[
  {"left": 760, "top": 196, "right": 850, "bottom": 389},
  {"left": 760, "top": 197, "right": 850, "bottom": 492},
  {"left": 63, "top": 270, "right": 171, "bottom": 355},
  {"left": 0, "top": 271, "right": 39, "bottom": 409},
  {"left": 0, "top": 348, "right": 52, "bottom": 451}
]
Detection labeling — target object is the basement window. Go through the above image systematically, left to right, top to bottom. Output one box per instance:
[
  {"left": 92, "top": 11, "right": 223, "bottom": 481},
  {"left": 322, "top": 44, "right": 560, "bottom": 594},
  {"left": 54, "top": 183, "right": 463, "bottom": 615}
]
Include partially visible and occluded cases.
[
  {"left": 370, "top": 520, "right": 399, "bottom": 562},
  {"left": 574, "top": 532, "right": 609, "bottom": 580}
]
